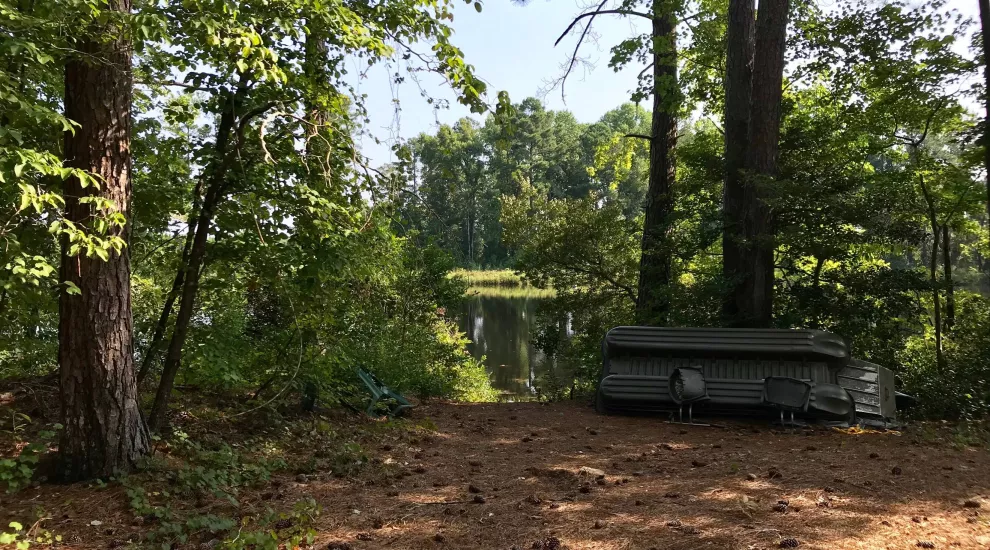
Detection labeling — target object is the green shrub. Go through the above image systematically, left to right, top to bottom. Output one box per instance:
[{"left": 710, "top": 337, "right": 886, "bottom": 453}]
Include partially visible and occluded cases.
[
  {"left": 899, "top": 294, "right": 990, "bottom": 420},
  {"left": 1, "top": 420, "right": 59, "bottom": 493}
]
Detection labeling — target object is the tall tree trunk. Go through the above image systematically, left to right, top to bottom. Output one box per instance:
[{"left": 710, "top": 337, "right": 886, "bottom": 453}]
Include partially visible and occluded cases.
[
  {"left": 58, "top": 0, "right": 150, "bottom": 480},
  {"left": 721, "top": 0, "right": 755, "bottom": 324},
  {"left": 734, "top": 0, "right": 789, "bottom": 328},
  {"left": 981, "top": 0, "right": 990, "bottom": 258},
  {"left": 635, "top": 2, "right": 678, "bottom": 325},
  {"left": 147, "top": 98, "right": 239, "bottom": 432},
  {"left": 942, "top": 224, "right": 955, "bottom": 332}
]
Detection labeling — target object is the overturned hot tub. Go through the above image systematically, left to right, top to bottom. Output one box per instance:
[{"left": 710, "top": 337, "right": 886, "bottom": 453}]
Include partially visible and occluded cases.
[{"left": 595, "top": 326, "right": 899, "bottom": 426}]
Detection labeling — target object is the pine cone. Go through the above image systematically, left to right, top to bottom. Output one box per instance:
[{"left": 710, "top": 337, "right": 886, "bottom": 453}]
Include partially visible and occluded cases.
[{"left": 779, "top": 539, "right": 799, "bottom": 548}]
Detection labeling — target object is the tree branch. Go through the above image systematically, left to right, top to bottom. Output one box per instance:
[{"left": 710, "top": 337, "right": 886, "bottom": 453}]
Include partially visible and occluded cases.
[
  {"left": 554, "top": 0, "right": 609, "bottom": 102},
  {"left": 554, "top": 8, "right": 655, "bottom": 47},
  {"left": 637, "top": 61, "right": 655, "bottom": 80},
  {"left": 136, "top": 79, "right": 219, "bottom": 93},
  {"left": 894, "top": 97, "right": 947, "bottom": 148},
  {"left": 706, "top": 116, "right": 724, "bottom": 135},
  {"left": 624, "top": 133, "right": 654, "bottom": 141},
  {"left": 547, "top": 258, "right": 637, "bottom": 304}
]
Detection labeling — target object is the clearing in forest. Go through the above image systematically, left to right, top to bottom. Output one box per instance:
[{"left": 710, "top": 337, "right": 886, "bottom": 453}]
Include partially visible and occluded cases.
[{"left": 1, "top": 400, "right": 988, "bottom": 550}]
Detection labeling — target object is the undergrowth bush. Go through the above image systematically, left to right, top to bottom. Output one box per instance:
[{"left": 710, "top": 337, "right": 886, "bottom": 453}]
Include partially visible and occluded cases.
[
  {"left": 4, "top": 227, "right": 495, "bottom": 414},
  {"left": 129, "top": 239, "right": 498, "bottom": 409},
  {"left": 899, "top": 293, "right": 990, "bottom": 420},
  {"left": 114, "top": 415, "right": 371, "bottom": 548},
  {"left": 0, "top": 418, "right": 59, "bottom": 493}
]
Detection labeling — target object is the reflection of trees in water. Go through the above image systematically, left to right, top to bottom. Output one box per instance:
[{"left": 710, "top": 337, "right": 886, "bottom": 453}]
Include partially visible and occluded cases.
[{"left": 458, "top": 295, "right": 546, "bottom": 395}]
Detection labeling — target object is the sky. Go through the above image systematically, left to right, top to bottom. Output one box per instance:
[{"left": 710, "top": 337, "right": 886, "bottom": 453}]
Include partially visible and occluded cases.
[{"left": 352, "top": 0, "right": 981, "bottom": 168}]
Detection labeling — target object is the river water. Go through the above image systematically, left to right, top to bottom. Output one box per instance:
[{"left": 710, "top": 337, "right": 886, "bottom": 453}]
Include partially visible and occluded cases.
[{"left": 457, "top": 292, "right": 547, "bottom": 397}]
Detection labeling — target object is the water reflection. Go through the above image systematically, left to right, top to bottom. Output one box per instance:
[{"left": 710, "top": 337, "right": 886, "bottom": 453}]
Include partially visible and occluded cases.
[{"left": 457, "top": 293, "right": 545, "bottom": 396}]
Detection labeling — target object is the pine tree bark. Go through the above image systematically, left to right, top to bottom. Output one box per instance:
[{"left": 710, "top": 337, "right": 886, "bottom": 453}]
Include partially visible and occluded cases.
[
  {"left": 58, "top": 0, "right": 150, "bottom": 480},
  {"left": 721, "top": 0, "right": 755, "bottom": 324},
  {"left": 722, "top": 0, "right": 788, "bottom": 328},
  {"left": 740, "top": 0, "right": 788, "bottom": 327},
  {"left": 981, "top": 0, "right": 990, "bottom": 256},
  {"left": 635, "top": 1, "right": 678, "bottom": 325}
]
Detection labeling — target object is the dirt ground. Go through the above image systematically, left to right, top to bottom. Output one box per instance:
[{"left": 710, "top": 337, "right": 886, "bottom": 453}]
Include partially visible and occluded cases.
[{"left": 2, "top": 400, "right": 989, "bottom": 549}]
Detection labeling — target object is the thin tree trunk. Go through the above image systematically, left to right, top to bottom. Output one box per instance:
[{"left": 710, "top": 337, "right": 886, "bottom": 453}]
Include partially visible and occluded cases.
[
  {"left": 58, "top": 0, "right": 150, "bottom": 480},
  {"left": 721, "top": 0, "right": 755, "bottom": 324},
  {"left": 736, "top": 0, "right": 789, "bottom": 328},
  {"left": 980, "top": 0, "right": 990, "bottom": 256},
  {"left": 635, "top": 1, "right": 678, "bottom": 325},
  {"left": 304, "top": 24, "right": 330, "bottom": 177},
  {"left": 299, "top": 25, "right": 329, "bottom": 411},
  {"left": 147, "top": 98, "right": 239, "bottom": 432},
  {"left": 919, "top": 176, "right": 945, "bottom": 369},
  {"left": 137, "top": 188, "right": 200, "bottom": 384},
  {"left": 468, "top": 201, "right": 475, "bottom": 265},
  {"left": 930, "top": 224, "right": 944, "bottom": 367},
  {"left": 942, "top": 224, "right": 954, "bottom": 331},
  {"left": 810, "top": 254, "right": 824, "bottom": 328},
  {"left": 0, "top": 289, "right": 8, "bottom": 322}
]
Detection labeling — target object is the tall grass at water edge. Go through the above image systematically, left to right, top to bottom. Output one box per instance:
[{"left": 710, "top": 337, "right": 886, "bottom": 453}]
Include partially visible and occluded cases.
[{"left": 448, "top": 269, "right": 526, "bottom": 287}]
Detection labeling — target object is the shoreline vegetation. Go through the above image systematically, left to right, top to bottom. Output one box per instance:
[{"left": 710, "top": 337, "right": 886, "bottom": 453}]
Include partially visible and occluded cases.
[
  {"left": 448, "top": 269, "right": 526, "bottom": 287},
  {"left": 449, "top": 269, "right": 557, "bottom": 298},
  {"left": 466, "top": 285, "right": 557, "bottom": 299}
]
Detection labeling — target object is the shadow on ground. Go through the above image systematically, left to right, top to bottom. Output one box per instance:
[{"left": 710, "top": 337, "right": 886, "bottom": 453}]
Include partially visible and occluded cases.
[
  {"left": 1, "top": 400, "right": 987, "bottom": 550},
  {"left": 300, "top": 401, "right": 990, "bottom": 550}
]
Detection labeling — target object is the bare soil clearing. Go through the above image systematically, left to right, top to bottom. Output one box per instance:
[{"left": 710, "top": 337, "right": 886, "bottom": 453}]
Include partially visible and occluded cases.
[{"left": 2, "top": 400, "right": 989, "bottom": 549}]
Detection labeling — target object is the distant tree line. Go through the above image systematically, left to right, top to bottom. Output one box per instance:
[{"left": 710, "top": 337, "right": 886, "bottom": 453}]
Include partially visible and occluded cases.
[{"left": 394, "top": 99, "right": 653, "bottom": 268}]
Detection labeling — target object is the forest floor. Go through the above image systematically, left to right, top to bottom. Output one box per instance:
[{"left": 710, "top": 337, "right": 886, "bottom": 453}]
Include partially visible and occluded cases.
[{"left": 1, "top": 392, "right": 990, "bottom": 550}]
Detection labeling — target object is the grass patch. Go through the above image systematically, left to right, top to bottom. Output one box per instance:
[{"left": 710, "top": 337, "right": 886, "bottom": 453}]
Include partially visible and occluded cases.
[
  {"left": 448, "top": 269, "right": 525, "bottom": 287},
  {"left": 465, "top": 286, "right": 556, "bottom": 299}
]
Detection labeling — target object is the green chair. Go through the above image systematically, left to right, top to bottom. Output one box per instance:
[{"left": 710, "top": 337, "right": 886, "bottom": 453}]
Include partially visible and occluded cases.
[{"left": 356, "top": 367, "right": 413, "bottom": 419}]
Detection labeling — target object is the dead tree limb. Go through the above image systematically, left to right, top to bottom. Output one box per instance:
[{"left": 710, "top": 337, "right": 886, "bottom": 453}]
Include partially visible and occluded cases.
[{"left": 554, "top": 8, "right": 655, "bottom": 47}]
